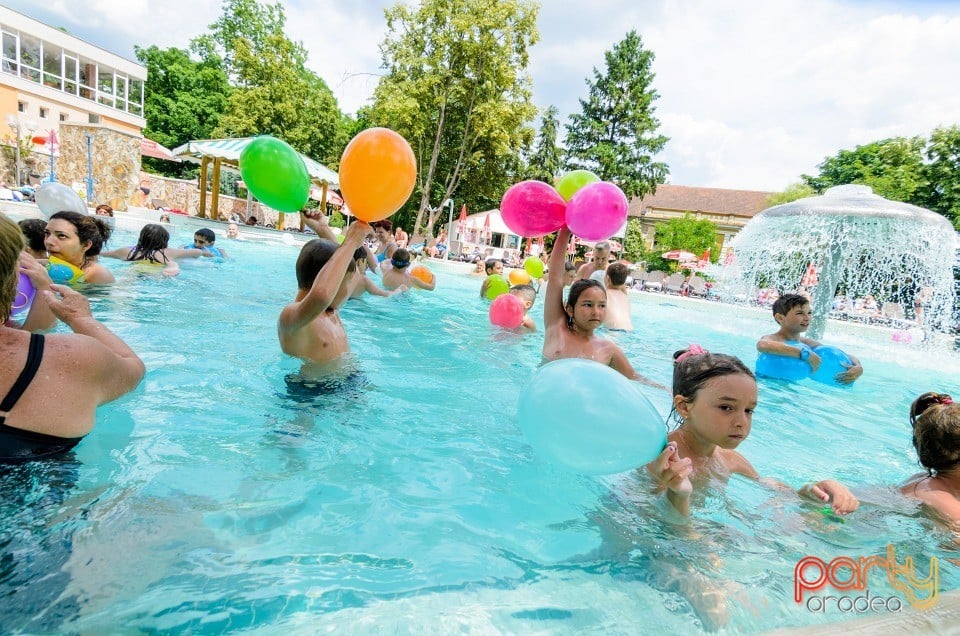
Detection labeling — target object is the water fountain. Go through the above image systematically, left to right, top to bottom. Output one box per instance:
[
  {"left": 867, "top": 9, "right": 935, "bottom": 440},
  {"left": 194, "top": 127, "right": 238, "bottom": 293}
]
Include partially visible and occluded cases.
[{"left": 720, "top": 185, "right": 957, "bottom": 340}]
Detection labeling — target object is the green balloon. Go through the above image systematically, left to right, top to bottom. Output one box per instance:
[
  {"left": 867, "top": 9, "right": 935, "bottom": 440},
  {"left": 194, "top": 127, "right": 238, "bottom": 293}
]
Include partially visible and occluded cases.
[
  {"left": 239, "top": 136, "right": 311, "bottom": 212},
  {"left": 556, "top": 170, "right": 600, "bottom": 201},
  {"left": 523, "top": 256, "right": 545, "bottom": 279},
  {"left": 484, "top": 274, "right": 510, "bottom": 300}
]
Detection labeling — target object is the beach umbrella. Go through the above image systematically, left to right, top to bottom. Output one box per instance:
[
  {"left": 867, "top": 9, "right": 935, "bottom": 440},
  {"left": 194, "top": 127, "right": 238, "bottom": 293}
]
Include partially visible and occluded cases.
[
  {"left": 456, "top": 204, "right": 467, "bottom": 241},
  {"left": 483, "top": 213, "right": 491, "bottom": 244},
  {"left": 662, "top": 249, "right": 697, "bottom": 262},
  {"left": 801, "top": 262, "right": 819, "bottom": 287}
]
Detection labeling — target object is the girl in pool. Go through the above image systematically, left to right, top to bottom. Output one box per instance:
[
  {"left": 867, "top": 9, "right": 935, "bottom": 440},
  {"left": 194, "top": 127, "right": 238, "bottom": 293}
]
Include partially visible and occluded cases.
[
  {"left": 43, "top": 211, "right": 115, "bottom": 284},
  {"left": 101, "top": 224, "right": 205, "bottom": 277},
  {"left": 542, "top": 226, "right": 662, "bottom": 388},
  {"left": 647, "top": 345, "right": 861, "bottom": 516},
  {"left": 900, "top": 392, "right": 960, "bottom": 525}
]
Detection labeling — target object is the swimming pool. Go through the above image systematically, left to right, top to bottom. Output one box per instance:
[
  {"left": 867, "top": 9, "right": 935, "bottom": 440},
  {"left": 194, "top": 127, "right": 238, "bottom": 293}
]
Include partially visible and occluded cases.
[{"left": 3, "top": 217, "right": 958, "bottom": 633}]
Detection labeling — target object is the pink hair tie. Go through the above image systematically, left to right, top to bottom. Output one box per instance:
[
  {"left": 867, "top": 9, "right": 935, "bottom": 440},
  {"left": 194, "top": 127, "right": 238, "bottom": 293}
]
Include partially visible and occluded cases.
[
  {"left": 675, "top": 343, "right": 708, "bottom": 365},
  {"left": 940, "top": 397, "right": 954, "bottom": 405}
]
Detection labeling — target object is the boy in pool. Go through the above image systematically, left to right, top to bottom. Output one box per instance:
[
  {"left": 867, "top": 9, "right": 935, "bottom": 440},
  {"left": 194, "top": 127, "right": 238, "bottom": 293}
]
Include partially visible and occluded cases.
[
  {"left": 17, "top": 219, "right": 47, "bottom": 259},
  {"left": 277, "top": 220, "right": 373, "bottom": 368},
  {"left": 542, "top": 226, "right": 663, "bottom": 388},
  {"left": 185, "top": 228, "right": 228, "bottom": 258},
  {"left": 348, "top": 247, "right": 406, "bottom": 299},
  {"left": 381, "top": 248, "right": 435, "bottom": 291},
  {"left": 479, "top": 258, "right": 504, "bottom": 297},
  {"left": 602, "top": 262, "right": 633, "bottom": 331},
  {"left": 508, "top": 284, "right": 537, "bottom": 331},
  {"left": 757, "top": 293, "right": 863, "bottom": 384},
  {"left": 647, "top": 345, "right": 860, "bottom": 517},
  {"left": 900, "top": 392, "right": 960, "bottom": 526}
]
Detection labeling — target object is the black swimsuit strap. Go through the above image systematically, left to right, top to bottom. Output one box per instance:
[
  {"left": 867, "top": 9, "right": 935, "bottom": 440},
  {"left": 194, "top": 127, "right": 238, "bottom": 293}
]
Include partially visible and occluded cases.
[{"left": 0, "top": 333, "right": 44, "bottom": 424}]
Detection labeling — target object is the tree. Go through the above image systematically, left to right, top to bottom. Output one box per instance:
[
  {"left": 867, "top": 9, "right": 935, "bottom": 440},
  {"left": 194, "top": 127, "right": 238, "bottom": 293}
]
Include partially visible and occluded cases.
[
  {"left": 198, "top": 0, "right": 346, "bottom": 165},
  {"left": 369, "top": 0, "right": 539, "bottom": 237},
  {"left": 565, "top": 30, "right": 669, "bottom": 199},
  {"left": 135, "top": 45, "right": 232, "bottom": 178},
  {"left": 526, "top": 105, "right": 562, "bottom": 183},
  {"left": 918, "top": 125, "right": 960, "bottom": 229},
  {"left": 801, "top": 137, "right": 926, "bottom": 202},
  {"left": 765, "top": 182, "right": 816, "bottom": 207},
  {"left": 653, "top": 215, "right": 718, "bottom": 259},
  {"left": 622, "top": 217, "right": 646, "bottom": 263}
]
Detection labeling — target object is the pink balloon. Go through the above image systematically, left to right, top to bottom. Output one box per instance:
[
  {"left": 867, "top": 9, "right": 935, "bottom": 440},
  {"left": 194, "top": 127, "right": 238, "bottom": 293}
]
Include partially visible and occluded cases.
[
  {"left": 500, "top": 180, "right": 566, "bottom": 238},
  {"left": 565, "top": 181, "right": 629, "bottom": 242},
  {"left": 489, "top": 293, "right": 525, "bottom": 329}
]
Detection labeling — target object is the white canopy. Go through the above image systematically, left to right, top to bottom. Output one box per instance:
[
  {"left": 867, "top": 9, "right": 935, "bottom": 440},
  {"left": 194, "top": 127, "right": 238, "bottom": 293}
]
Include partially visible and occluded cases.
[{"left": 172, "top": 137, "right": 339, "bottom": 186}]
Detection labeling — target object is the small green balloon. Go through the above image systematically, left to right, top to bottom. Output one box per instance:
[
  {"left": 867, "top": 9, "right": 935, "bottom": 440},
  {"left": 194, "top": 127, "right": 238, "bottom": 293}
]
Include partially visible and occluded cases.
[
  {"left": 240, "top": 136, "right": 311, "bottom": 213},
  {"left": 556, "top": 170, "right": 600, "bottom": 201},
  {"left": 523, "top": 256, "right": 545, "bottom": 279},
  {"left": 484, "top": 274, "right": 510, "bottom": 300}
]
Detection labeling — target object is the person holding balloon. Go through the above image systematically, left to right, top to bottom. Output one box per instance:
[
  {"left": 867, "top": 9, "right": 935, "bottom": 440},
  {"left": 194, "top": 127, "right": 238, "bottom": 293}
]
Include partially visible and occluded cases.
[
  {"left": 43, "top": 212, "right": 115, "bottom": 284},
  {"left": 542, "top": 226, "right": 663, "bottom": 389},
  {"left": 381, "top": 249, "right": 435, "bottom": 292},
  {"left": 479, "top": 259, "right": 504, "bottom": 298},
  {"left": 508, "top": 284, "right": 537, "bottom": 331},
  {"left": 757, "top": 294, "right": 863, "bottom": 384},
  {"left": 646, "top": 345, "right": 860, "bottom": 517}
]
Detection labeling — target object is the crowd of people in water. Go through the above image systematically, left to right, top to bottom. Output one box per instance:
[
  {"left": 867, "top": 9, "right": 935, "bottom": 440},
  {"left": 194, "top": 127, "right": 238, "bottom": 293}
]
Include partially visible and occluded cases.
[{"left": 1, "top": 206, "right": 957, "bottom": 626}]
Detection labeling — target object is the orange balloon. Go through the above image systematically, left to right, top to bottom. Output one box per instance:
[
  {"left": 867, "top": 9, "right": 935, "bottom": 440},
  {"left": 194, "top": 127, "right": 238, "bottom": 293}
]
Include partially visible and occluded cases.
[
  {"left": 339, "top": 128, "right": 416, "bottom": 223},
  {"left": 410, "top": 265, "right": 434, "bottom": 285},
  {"left": 508, "top": 269, "right": 532, "bottom": 286}
]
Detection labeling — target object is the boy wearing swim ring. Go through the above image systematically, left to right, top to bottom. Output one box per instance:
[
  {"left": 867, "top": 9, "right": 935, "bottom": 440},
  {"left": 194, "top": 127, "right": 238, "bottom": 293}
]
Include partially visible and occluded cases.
[
  {"left": 278, "top": 220, "right": 373, "bottom": 368},
  {"left": 542, "top": 227, "right": 662, "bottom": 388},
  {"left": 186, "top": 228, "right": 228, "bottom": 258},
  {"left": 382, "top": 248, "right": 435, "bottom": 291},
  {"left": 757, "top": 293, "right": 863, "bottom": 384},
  {"left": 647, "top": 345, "right": 860, "bottom": 516},
  {"left": 900, "top": 392, "right": 960, "bottom": 526}
]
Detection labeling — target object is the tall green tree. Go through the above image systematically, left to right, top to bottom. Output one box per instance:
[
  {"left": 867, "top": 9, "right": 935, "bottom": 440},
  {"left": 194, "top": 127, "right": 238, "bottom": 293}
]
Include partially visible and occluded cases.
[
  {"left": 196, "top": 0, "right": 346, "bottom": 165},
  {"left": 369, "top": 0, "right": 539, "bottom": 237},
  {"left": 565, "top": 30, "right": 669, "bottom": 199},
  {"left": 135, "top": 45, "right": 231, "bottom": 177},
  {"left": 526, "top": 105, "right": 562, "bottom": 183},
  {"left": 918, "top": 125, "right": 960, "bottom": 228},
  {"left": 801, "top": 137, "right": 926, "bottom": 202},
  {"left": 765, "top": 182, "right": 815, "bottom": 207},
  {"left": 653, "top": 215, "right": 718, "bottom": 259}
]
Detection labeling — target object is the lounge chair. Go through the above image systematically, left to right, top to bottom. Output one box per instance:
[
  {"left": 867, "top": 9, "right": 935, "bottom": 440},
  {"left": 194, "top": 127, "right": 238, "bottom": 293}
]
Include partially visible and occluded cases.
[
  {"left": 643, "top": 270, "right": 665, "bottom": 291},
  {"left": 664, "top": 272, "right": 685, "bottom": 294},
  {"left": 688, "top": 275, "right": 708, "bottom": 297}
]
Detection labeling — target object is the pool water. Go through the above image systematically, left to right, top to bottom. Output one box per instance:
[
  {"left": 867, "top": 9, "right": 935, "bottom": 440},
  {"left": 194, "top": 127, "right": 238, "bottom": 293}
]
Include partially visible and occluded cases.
[{"left": 3, "top": 221, "right": 959, "bottom": 634}]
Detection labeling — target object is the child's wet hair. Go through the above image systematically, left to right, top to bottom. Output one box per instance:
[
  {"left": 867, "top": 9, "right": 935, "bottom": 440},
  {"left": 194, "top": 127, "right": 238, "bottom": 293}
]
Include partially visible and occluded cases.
[
  {"left": 17, "top": 218, "right": 46, "bottom": 253},
  {"left": 127, "top": 223, "right": 170, "bottom": 263},
  {"left": 194, "top": 228, "right": 216, "bottom": 243},
  {"left": 295, "top": 238, "right": 338, "bottom": 290},
  {"left": 391, "top": 248, "right": 411, "bottom": 270},
  {"left": 484, "top": 258, "right": 500, "bottom": 274},
  {"left": 606, "top": 262, "right": 629, "bottom": 286},
  {"left": 509, "top": 283, "right": 537, "bottom": 305},
  {"left": 772, "top": 293, "right": 808, "bottom": 317},
  {"left": 671, "top": 346, "right": 754, "bottom": 403},
  {"left": 909, "top": 393, "right": 960, "bottom": 475}
]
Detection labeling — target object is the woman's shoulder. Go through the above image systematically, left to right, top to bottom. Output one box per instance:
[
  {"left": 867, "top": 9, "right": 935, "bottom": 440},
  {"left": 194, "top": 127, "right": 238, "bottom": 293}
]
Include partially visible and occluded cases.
[{"left": 83, "top": 262, "right": 115, "bottom": 283}]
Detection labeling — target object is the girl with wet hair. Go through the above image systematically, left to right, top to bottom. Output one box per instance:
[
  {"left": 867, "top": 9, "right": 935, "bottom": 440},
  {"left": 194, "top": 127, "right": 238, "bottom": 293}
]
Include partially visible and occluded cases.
[
  {"left": 44, "top": 211, "right": 114, "bottom": 284},
  {"left": 101, "top": 224, "right": 205, "bottom": 277},
  {"left": 541, "top": 226, "right": 663, "bottom": 388},
  {"left": 647, "top": 344, "right": 860, "bottom": 517},
  {"left": 901, "top": 392, "right": 960, "bottom": 525}
]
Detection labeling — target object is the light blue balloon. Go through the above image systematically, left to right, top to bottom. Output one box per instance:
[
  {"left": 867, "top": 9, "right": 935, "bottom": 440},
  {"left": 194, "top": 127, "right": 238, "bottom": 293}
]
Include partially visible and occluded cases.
[
  {"left": 756, "top": 341, "right": 812, "bottom": 381},
  {"left": 810, "top": 345, "right": 853, "bottom": 387},
  {"left": 517, "top": 359, "right": 667, "bottom": 475}
]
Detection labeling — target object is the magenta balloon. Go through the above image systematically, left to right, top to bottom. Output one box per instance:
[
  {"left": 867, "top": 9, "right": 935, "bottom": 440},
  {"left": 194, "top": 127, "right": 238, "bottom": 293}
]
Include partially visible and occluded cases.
[
  {"left": 500, "top": 180, "right": 566, "bottom": 238},
  {"left": 565, "top": 181, "right": 629, "bottom": 242},
  {"left": 489, "top": 293, "right": 525, "bottom": 328}
]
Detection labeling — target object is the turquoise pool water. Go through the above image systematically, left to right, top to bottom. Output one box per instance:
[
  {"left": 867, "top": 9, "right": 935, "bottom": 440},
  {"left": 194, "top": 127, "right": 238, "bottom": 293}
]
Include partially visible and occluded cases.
[{"left": 3, "top": 220, "right": 959, "bottom": 633}]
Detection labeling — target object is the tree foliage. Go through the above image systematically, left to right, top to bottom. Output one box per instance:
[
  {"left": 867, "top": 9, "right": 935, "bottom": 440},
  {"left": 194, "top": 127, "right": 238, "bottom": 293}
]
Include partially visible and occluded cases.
[
  {"left": 368, "top": 0, "right": 539, "bottom": 236},
  {"left": 565, "top": 30, "right": 669, "bottom": 200},
  {"left": 135, "top": 45, "right": 232, "bottom": 177},
  {"left": 526, "top": 105, "right": 562, "bottom": 183},
  {"left": 918, "top": 125, "right": 960, "bottom": 229},
  {"left": 801, "top": 137, "right": 926, "bottom": 202},
  {"left": 765, "top": 182, "right": 816, "bottom": 207},
  {"left": 653, "top": 215, "right": 718, "bottom": 259},
  {"left": 622, "top": 217, "right": 646, "bottom": 263}
]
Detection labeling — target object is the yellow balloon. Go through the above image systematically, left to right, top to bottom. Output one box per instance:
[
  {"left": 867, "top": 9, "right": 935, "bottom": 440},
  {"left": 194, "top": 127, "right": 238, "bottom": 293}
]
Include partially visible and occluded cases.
[{"left": 508, "top": 269, "right": 532, "bottom": 286}]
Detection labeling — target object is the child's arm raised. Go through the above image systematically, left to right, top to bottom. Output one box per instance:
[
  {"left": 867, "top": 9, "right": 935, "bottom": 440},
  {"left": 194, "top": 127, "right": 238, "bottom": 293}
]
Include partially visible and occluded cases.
[
  {"left": 301, "top": 211, "right": 339, "bottom": 243},
  {"left": 279, "top": 222, "right": 371, "bottom": 335},
  {"left": 543, "top": 226, "right": 571, "bottom": 330}
]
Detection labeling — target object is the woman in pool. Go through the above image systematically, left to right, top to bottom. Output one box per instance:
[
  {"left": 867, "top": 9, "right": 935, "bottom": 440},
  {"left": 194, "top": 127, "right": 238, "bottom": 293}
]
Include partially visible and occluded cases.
[
  {"left": 43, "top": 211, "right": 115, "bottom": 284},
  {"left": 0, "top": 213, "right": 144, "bottom": 461},
  {"left": 101, "top": 223, "right": 205, "bottom": 277},
  {"left": 542, "top": 226, "right": 662, "bottom": 388},
  {"left": 647, "top": 345, "right": 860, "bottom": 516},
  {"left": 900, "top": 392, "right": 960, "bottom": 525}
]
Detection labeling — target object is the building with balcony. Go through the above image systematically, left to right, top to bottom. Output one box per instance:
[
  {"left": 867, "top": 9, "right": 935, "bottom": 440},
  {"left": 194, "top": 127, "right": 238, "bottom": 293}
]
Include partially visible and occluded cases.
[{"left": 0, "top": 5, "right": 145, "bottom": 196}]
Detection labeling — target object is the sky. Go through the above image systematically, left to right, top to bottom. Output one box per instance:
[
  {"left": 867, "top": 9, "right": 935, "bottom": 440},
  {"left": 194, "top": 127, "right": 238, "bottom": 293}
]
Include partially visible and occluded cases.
[{"left": 6, "top": 0, "right": 960, "bottom": 192}]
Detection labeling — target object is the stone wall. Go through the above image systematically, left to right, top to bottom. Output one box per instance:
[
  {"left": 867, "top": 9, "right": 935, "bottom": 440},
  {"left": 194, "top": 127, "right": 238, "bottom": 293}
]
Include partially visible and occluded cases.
[{"left": 58, "top": 123, "right": 141, "bottom": 210}]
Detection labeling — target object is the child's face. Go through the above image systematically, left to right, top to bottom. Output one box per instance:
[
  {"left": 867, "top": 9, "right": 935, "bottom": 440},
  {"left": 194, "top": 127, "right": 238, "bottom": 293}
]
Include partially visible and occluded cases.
[
  {"left": 194, "top": 234, "right": 211, "bottom": 248},
  {"left": 490, "top": 262, "right": 503, "bottom": 275},
  {"left": 567, "top": 286, "right": 606, "bottom": 330},
  {"left": 776, "top": 303, "right": 812, "bottom": 334},
  {"left": 677, "top": 373, "right": 757, "bottom": 450}
]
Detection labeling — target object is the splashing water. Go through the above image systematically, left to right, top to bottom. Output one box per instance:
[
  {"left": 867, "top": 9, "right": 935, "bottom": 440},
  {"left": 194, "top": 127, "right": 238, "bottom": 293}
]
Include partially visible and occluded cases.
[{"left": 719, "top": 185, "right": 957, "bottom": 339}]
